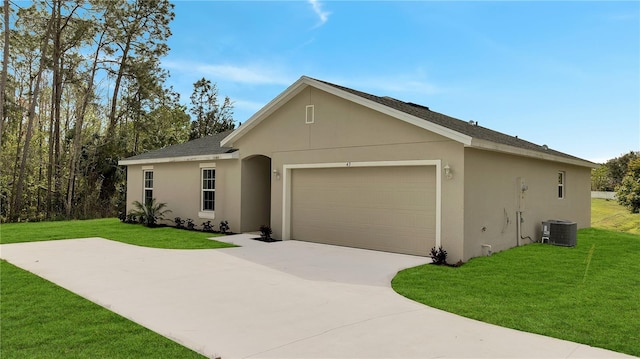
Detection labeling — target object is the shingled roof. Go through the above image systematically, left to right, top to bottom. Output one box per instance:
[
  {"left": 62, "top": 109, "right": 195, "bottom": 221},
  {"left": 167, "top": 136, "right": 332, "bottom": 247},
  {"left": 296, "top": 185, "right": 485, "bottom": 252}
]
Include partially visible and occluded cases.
[
  {"left": 121, "top": 76, "right": 595, "bottom": 168},
  {"left": 312, "top": 78, "right": 590, "bottom": 164},
  {"left": 119, "top": 130, "right": 237, "bottom": 165}
]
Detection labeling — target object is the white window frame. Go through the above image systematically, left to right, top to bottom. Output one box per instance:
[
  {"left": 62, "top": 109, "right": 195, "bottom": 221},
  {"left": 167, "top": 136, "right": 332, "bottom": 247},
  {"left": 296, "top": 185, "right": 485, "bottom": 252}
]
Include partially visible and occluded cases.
[
  {"left": 199, "top": 163, "right": 216, "bottom": 219},
  {"left": 143, "top": 169, "right": 153, "bottom": 205},
  {"left": 558, "top": 171, "right": 565, "bottom": 199}
]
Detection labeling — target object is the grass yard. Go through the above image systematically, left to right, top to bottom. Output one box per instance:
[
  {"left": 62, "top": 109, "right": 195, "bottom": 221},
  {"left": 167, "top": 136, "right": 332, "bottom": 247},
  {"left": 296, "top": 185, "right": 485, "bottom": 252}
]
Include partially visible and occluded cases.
[
  {"left": 591, "top": 198, "right": 640, "bottom": 234},
  {"left": 0, "top": 217, "right": 235, "bottom": 249},
  {"left": 0, "top": 218, "right": 235, "bottom": 358},
  {"left": 392, "top": 228, "right": 640, "bottom": 356},
  {"left": 0, "top": 259, "right": 206, "bottom": 359}
]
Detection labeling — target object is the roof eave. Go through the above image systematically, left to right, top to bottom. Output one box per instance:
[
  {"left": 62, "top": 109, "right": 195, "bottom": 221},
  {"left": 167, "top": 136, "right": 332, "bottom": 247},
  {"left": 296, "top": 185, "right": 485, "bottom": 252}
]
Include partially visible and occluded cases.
[
  {"left": 469, "top": 139, "right": 598, "bottom": 168},
  {"left": 118, "top": 151, "right": 239, "bottom": 166}
]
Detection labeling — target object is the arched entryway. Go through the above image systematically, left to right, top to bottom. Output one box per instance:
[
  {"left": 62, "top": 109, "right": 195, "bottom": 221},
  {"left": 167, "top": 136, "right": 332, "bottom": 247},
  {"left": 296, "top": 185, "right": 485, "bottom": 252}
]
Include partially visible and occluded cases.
[{"left": 240, "top": 155, "right": 271, "bottom": 232}]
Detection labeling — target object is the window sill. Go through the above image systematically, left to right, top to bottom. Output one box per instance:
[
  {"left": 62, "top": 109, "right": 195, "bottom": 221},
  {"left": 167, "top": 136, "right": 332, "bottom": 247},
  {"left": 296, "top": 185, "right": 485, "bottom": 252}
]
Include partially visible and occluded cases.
[{"left": 198, "top": 211, "right": 215, "bottom": 219}]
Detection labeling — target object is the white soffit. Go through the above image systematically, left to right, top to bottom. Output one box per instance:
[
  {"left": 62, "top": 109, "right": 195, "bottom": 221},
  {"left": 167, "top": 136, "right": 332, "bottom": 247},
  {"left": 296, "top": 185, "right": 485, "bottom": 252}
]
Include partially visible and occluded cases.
[
  {"left": 470, "top": 139, "right": 598, "bottom": 168},
  {"left": 117, "top": 152, "right": 239, "bottom": 166}
]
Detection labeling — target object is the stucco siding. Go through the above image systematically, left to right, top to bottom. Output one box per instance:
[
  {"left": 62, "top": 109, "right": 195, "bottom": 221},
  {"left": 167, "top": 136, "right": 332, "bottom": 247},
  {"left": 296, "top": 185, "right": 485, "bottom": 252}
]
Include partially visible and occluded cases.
[
  {"left": 231, "top": 86, "right": 467, "bottom": 260},
  {"left": 463, "top": 148, "right": 591, "bottom": 260},
  {"left": 240, "top": 155, "right": 271, "bottom": 232},
  {"left": 124, "top": 159, "right": 241, "bottom": 232},
  {"left": 125, "top": 165, "right": 143, "bottom": 212}
]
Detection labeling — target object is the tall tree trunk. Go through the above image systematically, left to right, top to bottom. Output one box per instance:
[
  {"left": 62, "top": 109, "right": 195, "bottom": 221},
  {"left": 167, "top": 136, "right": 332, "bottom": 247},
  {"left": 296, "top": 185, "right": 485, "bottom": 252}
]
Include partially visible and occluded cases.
[
  {"left": 0, "top": 0, "right": 9, "bottom": 149},
  {"left": 46, "top": 0, "right": 62, "bottom": 218},
  {"left": 12, "top": 14, "right": 53, "bottom": 220},
  {"left": 66, "top": 30, "right": 104, "bottom": 218},
  {"left": 105, "top": 32, "right": 133, "bottom": 140},
  {"left": 53, "top": 54, "right": 63, "bottom": 214},
  {"left": 46, "top": 96, "right": 54, "bottom": 218},
  {"left": 10, "top": 109, "right": 24, "bottom": 215},
  {"left": 38, "top": 109, "right": 46, "bottom": 214}
]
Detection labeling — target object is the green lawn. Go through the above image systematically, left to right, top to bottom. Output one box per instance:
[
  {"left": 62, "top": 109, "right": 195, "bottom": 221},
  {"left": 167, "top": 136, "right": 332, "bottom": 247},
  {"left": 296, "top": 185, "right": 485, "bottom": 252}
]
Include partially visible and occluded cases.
[
  {"left": 591, "top": 198, "right": 640, "bottom": 234},
  {"left": 0, "top": 218, "right": 235, "bottom": 249},
  {"left": 0, "top": 218, "right": 235, "bottom": 358},
  {"left": 392, "top": 228, "right": 640, "bottom": 356},
  {"left": 0, "top": 260, "right": 206, "bottom": 359}
]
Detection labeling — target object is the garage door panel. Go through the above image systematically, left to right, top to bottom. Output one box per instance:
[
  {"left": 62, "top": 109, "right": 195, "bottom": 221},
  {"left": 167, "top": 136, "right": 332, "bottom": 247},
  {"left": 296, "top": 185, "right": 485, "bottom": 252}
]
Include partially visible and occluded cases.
[
  {"left": 290, "top": 166, "right": 436, "bottom": 256},
  {"left": 295, "top": 207, "right": 434, "bottom": 230}
]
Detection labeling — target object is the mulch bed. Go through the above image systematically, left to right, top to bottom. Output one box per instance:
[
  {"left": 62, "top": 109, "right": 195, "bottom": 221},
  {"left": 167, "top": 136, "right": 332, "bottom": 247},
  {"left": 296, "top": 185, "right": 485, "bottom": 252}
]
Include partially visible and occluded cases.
[{"left": 252, "top": 237, "right": 281, "bottom": 243}]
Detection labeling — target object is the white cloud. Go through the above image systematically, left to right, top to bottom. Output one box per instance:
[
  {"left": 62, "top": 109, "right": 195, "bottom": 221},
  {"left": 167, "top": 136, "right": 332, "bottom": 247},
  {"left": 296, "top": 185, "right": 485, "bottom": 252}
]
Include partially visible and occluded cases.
[
  {"left": 308, "top": 0, "right": 330, "bottom": 26},
  {"left": 163, "top": 60, "right": 294, "bottom": 86}
]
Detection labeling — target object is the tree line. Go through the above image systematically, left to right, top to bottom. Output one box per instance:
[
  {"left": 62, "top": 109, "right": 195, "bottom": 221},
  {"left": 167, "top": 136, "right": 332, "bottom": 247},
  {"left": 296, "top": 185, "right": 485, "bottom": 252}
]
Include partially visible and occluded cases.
[
  {"left": 0, "top": 0, "right": 233, "bottom": 222},
  {"left": 591, "top": 151, "right": 640, "bottom": 213}
]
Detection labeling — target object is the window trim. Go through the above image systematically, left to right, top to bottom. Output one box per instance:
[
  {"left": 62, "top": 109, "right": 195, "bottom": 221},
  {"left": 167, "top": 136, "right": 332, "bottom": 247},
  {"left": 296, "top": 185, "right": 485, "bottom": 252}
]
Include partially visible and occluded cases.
[
  {"left": 200, "top": 163, "right": 216, "bottom": 218},
  {"left": 143, "top": 170, "right": 153, "bottom": 205},
  {"left": 558, "top": 171, "right": 565, "bottom": 199}
]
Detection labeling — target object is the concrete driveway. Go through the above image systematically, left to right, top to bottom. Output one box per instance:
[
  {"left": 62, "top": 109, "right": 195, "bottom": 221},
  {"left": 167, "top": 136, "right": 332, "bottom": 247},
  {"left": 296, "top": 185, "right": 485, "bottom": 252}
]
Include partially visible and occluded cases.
[{"left": 1, "top": 235, "right": 632, "bottom": 359}]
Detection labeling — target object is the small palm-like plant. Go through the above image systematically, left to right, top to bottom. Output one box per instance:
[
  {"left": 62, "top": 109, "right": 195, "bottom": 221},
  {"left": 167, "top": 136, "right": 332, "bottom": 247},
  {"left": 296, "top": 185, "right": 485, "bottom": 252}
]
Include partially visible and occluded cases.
[
  {"left": 129, "top": 199, "right": 172, "bottom": 227},
  {"left": 219, "top": 220, "right": 230, "bottom": 234},
  {"left": 259, "top": 224, "right": 272, "bottom": 240},
  {"left": 429, "top": 246, "right": 448, "bottom": 265}
]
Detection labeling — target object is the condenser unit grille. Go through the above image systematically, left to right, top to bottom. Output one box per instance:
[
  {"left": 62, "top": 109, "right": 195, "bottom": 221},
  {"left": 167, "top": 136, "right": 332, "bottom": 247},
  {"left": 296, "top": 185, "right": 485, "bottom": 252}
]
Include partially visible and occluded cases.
[{"left": 542, "top": 220, "right": 577, "bottom": 247}]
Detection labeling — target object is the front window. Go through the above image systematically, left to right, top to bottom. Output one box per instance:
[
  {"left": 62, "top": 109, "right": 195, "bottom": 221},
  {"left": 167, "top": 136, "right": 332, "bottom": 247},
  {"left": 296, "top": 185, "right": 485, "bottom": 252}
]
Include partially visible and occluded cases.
[
  {"left": 202, "top": 168, "right": 215, "bottom": 211},
  {"left": 143, "top": 170, "right": 153, "bottom": 205},
  {"left": 558, "top": 171, "right": 565, "bottom": 199}
]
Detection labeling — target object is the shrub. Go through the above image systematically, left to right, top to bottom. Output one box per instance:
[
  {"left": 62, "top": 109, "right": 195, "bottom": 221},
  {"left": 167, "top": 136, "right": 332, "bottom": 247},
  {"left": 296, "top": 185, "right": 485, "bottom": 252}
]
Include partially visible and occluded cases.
[
  {"left": 128, "top": 199, "right": 172, "bottom": 227},
  {"left": 125, "top": 213, "right": 138, "bottom": 224},
  {"left": 174, "top": 217, "right": 185, "bottom": 229},
  {"left": 186, "top": 218, "right": 195, "bottom": 230},
  {"left": 219, "top": 220, "right": 230, "bottom": 234},
  {"left": 202, "top": 221, "right": 214, "bottom": 232},
  {"left": 259, "top": 224, "right": 272, "bottom": 240},
  {"left": 429, "top": 246, "right": 448, "bottom": 265}
]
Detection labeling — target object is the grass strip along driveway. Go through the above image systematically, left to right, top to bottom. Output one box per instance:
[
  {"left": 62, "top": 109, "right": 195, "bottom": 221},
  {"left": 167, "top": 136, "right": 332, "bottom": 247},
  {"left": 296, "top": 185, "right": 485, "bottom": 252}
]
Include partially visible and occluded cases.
[
  {"left": 0, "top": 217, "right": 235, "bottom": 249},
  {"left": 1, "top": 218, "right": 233, "bottom": 358},
  {"left": 393, "top": 220, "right": 640, "bottom": 356},
  {"left": 1, "top": 260, "right": 206, "bottom": 359}
]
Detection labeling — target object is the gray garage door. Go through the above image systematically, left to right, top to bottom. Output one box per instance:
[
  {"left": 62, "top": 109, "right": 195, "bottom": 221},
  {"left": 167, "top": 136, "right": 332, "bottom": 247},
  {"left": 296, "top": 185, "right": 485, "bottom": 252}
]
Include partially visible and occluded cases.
[{"left": 290, "top": 165, "right": 436, "bottom": 256}]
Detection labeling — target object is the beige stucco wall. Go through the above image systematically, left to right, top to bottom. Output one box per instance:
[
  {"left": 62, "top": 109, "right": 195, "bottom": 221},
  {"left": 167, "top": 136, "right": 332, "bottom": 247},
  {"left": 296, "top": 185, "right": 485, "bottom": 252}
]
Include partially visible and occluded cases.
[
  {"left": 124, "top": 84, "right": 591, "bottom": 262},
  {"left": 229, "top": 86, "right": 467, "bottom": 261},
  {"left": 463, "top": 148, "right": 591, "bottom": 260},
  {"left": 240, "top": 155, "right": 271, "bottom": 232},
  {"left": 124, "top": 159, "right": 241, "bottom": 233}
]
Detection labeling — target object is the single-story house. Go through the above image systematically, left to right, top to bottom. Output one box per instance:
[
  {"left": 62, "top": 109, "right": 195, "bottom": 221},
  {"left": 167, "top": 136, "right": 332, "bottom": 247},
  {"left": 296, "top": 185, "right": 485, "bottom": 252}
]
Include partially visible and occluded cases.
[{"left": 119, "top": 76, "right": 596, "bottom": 262}]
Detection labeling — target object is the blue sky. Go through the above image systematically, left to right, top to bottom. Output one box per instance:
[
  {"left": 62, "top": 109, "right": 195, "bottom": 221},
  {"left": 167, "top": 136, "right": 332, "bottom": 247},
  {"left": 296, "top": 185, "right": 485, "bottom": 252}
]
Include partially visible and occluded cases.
[{"left": 163, "top": 1, "right": 640, "bottom": 163}]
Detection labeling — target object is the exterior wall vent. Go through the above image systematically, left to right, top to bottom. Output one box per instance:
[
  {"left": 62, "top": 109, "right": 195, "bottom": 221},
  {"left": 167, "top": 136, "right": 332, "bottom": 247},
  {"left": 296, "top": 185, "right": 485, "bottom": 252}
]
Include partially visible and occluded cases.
[
  {"left": 305, "top": 105, "right": 314, "bottom": 124},
  {"left": 542, "top": 220, "right": 577, "bottom": 246}
]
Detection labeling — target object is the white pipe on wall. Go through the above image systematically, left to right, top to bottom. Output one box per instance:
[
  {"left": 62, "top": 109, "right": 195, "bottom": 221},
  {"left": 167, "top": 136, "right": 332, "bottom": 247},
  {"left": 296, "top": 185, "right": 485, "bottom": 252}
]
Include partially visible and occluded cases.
[{"left": 516, "top": 211, "right": 522, "bottom": 247}]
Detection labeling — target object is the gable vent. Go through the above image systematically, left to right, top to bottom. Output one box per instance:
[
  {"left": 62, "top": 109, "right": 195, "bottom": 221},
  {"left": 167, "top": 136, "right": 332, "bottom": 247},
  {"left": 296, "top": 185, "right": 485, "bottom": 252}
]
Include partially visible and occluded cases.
[{"left": 305, "top": 105, "right": 314, "bottom": 124}]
